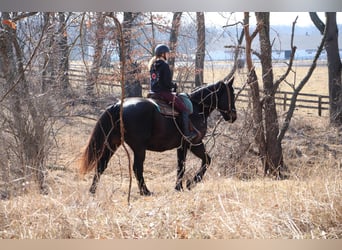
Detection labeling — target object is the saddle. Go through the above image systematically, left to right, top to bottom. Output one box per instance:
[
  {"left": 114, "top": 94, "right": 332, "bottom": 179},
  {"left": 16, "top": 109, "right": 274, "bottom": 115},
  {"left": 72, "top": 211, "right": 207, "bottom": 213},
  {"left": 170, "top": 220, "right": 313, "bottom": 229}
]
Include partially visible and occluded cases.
[
  {"left": 147, "top": 92, "right": 180, "bottom": 117},
  {"left": 147, "top": 92, "right": 201, "bottom": 140}
]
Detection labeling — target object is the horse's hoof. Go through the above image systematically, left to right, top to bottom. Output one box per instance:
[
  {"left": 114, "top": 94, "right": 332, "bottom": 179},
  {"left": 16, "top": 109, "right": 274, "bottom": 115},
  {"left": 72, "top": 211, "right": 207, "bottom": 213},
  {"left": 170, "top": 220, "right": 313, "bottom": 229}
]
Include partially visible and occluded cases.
[
  {"left": 186, "top": 179, "right": 194, "bottom": 190},
  {"left": 175, "top": 182, "right": 183, "bottom": 191},
  {"left": 89, "top": 187, "right": 96, "bottom": 195},
  {"left": 140, "top": 190, "right": 153, "bottom": 196}
]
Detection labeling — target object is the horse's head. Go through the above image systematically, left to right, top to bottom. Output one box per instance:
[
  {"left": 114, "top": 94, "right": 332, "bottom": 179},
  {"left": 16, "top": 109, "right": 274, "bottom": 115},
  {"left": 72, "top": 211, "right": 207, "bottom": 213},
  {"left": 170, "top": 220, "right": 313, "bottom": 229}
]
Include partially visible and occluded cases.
[
  {"left": 190, "top": 78, "right": 237, "bottom": 123},
  {"left": 217, "top": 78, "right": 237, "bottom": 123}
]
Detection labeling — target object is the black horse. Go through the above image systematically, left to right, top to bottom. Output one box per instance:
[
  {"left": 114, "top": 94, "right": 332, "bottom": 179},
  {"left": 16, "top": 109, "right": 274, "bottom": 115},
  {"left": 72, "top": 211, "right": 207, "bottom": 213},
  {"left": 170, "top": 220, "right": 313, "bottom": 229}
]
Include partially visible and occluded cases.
[{"left": 80, "top": 78, "right": 237, "bottom": 196}]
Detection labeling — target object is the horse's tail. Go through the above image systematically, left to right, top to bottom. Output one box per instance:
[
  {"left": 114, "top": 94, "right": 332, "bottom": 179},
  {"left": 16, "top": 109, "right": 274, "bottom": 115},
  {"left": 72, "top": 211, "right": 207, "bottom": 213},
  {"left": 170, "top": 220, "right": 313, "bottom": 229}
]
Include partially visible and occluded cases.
[{"left": 80, "top": 103, "right": 121, "bottom": 175}]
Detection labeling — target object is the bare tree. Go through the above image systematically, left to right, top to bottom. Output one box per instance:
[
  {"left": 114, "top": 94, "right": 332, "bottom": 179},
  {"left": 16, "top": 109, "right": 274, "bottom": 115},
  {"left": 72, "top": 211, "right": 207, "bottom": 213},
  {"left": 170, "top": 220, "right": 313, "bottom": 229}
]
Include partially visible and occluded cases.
[
  {"left": 0, "top": 12, "right": 50, "bottom": 194},
  {"left": 0, "top": 12, "right": 71, "bottom": 196},
  {"left": 41, "top": 12, "right": 71, "bottom": 93},
  {"left": 41, "top": 12, "right": 56, "bottom": 92},
  {"left": 57, "top": 12, "right": 70, "bottom": 92},
  {"left": 86, "top": 12, "right": 105, "bottom": 97},
  {"left": 120, "top": 12, "right": 142, "bottom": 97},
  {"left": 168, "top": 12, "right": 182, "bottom": 78},
  {"left": 195, "top": 12, "right": 205, "bottom": 87},
  {"left": 243, "top": 12, "right": 327, "bottom": 178},
  {"left": 244, "top": 12, "right": 288, "bottom": 178},
  {"left": 255, "top": 12, "right": 287, "bottom": 177},
  {"left": 310, "top": 12, "right": 342, "bottom": 125},
  {"left": 243, "top": 13, "right": 268, "bottom": 176}
]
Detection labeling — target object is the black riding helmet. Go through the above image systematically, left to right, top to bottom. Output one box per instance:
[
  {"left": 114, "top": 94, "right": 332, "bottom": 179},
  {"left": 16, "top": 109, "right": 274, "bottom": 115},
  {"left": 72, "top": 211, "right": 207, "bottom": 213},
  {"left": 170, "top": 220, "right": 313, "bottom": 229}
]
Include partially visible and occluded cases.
[{"left": 154, "top": 44, "right": 170, "bottom": 56}]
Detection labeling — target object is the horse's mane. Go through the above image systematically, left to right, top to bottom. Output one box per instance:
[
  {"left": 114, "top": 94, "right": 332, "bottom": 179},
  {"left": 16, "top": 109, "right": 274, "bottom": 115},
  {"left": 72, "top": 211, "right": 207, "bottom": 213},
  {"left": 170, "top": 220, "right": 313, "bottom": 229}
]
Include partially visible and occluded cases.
[{"left": 189, "top": 81, "right": 225, "bottom": 105}]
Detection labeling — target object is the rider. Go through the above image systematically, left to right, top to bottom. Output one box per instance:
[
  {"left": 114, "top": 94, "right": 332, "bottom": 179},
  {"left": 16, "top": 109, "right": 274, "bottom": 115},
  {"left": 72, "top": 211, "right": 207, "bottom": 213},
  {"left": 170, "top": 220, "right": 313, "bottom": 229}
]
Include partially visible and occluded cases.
[{"left": 148, "top": 44, "right": 197, "bottom": 141}]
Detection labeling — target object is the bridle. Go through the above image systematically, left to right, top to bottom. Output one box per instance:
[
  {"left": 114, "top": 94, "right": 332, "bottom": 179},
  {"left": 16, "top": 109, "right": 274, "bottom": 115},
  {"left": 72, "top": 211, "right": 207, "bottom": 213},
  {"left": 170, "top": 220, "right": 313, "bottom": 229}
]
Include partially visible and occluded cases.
[
  {"left": 195, "top": 82, "right": 235, "bottom": 122},
  {"left": 213, "top": 82, "right": 236, "bottom": 116}
]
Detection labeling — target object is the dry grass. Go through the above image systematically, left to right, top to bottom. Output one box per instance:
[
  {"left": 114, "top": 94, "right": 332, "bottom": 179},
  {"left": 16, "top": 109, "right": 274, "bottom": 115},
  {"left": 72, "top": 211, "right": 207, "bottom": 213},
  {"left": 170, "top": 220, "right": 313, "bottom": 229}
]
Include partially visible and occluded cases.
[
  {"left": 202, "top": 61, "right": 329, "bottom": 99},
  {"left": 1, "top": 64, "right": 341, "bottom": 239},
  {"left": 0, "top": 112, "right": 341, "bottom": 239},
  {"left": 0, "top": 166, "right": 341, "bottom": 239}
]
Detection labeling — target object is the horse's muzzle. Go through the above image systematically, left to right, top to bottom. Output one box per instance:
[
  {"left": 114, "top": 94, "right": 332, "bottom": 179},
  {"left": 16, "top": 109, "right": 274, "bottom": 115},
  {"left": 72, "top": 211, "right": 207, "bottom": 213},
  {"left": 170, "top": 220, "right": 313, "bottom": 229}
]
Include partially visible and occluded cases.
[
  {"left": 220, "top": 109, "right": 237, "bottom": 123},
  {"left": 222, "top": 110, "right": 237, "bottom": 123},
  {"left": 229, "top": 111, "right": 237, "bottom": 123}
]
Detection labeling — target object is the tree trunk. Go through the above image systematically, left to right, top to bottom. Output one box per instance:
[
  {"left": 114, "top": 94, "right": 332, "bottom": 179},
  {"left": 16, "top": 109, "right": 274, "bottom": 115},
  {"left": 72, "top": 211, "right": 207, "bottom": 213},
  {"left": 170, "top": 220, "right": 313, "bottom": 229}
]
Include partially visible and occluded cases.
[
  {"left": 0, "top": 12, "right": 48, "bottom": 193},
  {"left": 42, "top": 12, "right": 56, "bottom": 92},
  {"left": 57, "top": 12, "right": 70, "bottom": 92},
  {"left": 86, "top": 12, "right": 105, "bottom": 97},
  {"left": 121, "top": 12, "right": 142, "bottom": 97},
  {"left": 168, "top": 12, "right": 182, "bottom": 78},
  {"left": 195, "top": 12, "right": 205, "bottom": 87},
  {"left": 242, "top": 12, "right": 287, "bottom": 178},
  {"left": 255, "top": 12, "right": 286, "bottom": 177},
  {"left": 310, "top": 12, "right": 342, "bottom": 125},
  {"left": 243, "top": 13, "right": 268, "bottom": 174},
  {"left": 325, "top": 13, "right": 342, "bottom": 125}
]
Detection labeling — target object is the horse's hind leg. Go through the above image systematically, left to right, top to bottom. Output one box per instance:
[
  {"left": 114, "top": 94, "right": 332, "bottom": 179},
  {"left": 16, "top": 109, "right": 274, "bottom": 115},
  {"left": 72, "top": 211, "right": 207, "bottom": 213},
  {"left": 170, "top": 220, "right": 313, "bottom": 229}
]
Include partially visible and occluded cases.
[
  {"left": 186, "top": 143, "right": 211, "bottom": 190},
  {"left": 89, "top": 146, "right": 117, "bottom": 194},
  {"left": 175, "top": 146, "right": 188, "bottom": 191},
  {"left": 132, "top": 148, "right": 151, "bottom": 196}
]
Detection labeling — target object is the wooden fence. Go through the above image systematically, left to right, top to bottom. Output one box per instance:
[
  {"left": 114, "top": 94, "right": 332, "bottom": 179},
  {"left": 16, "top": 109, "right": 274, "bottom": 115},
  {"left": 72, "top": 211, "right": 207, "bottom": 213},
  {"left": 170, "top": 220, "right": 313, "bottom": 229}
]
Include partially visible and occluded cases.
[
  {"left": 68, "top": 67, "right": 330, "bottom": 116},
  {"left": 234, "top": 87, "right": 329, "bottom": 116}
]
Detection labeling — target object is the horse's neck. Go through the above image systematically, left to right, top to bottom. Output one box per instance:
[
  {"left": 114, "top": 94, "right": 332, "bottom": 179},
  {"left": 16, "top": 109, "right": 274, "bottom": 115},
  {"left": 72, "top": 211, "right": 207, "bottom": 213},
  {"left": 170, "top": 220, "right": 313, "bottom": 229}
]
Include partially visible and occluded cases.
[
  {"left": 191, "top": 84, "right": 220, "bottom": 118},
  {"left": 192, "top": 98, "right": 216, "bottom": 119}
]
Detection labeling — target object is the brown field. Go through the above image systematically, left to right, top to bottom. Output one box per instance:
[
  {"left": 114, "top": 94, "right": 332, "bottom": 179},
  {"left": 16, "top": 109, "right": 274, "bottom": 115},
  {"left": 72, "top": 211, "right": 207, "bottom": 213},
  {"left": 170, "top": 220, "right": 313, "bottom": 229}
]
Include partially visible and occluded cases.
[
  {"left": 203, "top": 61, "right": 328, "bottom": 95},
  {"left": 0, "top": 63, "right": 341, "bottom": 239}
]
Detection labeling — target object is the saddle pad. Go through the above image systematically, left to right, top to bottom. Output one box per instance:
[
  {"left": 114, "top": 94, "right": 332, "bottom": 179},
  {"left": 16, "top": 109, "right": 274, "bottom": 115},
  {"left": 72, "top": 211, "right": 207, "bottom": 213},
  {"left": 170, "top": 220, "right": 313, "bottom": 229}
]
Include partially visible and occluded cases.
[{"left": 149, "top": 98, "right": 180, "bottom": 116}]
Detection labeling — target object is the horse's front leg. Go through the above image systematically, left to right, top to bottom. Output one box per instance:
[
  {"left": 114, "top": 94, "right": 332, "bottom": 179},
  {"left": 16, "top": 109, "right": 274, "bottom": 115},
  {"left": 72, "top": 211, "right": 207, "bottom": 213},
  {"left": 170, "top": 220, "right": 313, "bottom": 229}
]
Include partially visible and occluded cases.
[
  {"left": 186, "top": 142, "right": 211, "bottom": 190},
  {"left": 175, "top": 146, "right": 188, "bottom": 191},
  {"left": 132, "top": 148, "right": 152, "bottom": 196}
]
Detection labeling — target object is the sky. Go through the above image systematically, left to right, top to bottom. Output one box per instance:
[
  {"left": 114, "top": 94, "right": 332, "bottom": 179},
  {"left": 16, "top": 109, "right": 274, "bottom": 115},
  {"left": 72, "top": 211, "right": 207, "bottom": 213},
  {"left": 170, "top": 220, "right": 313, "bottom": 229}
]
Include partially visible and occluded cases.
[{"left": 204, "top": 12, "right": 342, "bottom": 27}]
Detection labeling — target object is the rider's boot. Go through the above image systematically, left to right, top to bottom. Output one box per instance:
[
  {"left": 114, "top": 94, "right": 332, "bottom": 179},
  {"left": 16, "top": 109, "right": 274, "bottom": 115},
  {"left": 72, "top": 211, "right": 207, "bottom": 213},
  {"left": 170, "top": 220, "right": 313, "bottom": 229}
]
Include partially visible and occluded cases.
[{"left": 181, "top": 112, "right": 197, "bottom": 141}]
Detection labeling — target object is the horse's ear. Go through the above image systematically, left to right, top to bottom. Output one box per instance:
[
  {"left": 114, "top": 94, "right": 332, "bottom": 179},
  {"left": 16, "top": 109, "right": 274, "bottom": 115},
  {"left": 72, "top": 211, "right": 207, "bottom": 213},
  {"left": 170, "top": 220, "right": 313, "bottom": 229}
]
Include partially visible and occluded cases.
[
  {"left": 223, "top": 77, "right": 234, "bottom": 87},
  {"left": 227, "top": 77, "right": 234, "bottom": 86}
]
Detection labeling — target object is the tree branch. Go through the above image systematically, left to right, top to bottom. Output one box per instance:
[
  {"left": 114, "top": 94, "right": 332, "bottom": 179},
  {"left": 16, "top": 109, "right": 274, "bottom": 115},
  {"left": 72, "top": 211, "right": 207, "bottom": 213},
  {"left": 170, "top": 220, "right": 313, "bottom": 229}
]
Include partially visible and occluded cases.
[
  {"left": 11, "top": 12, "right": 38, "bottom": 22},
  {"left": 105, "top": 12, "right": 133, "bottom": 205},
  {"left": 309, "top": 12, "right": 325, "bottom": 35},
  {"left": 0, "top": 16, "right": 49, "bottom": 103},
  {"left": 272, "top": 16, "right": 298, "bottom": 95},
  {"left": 278, "top": 20, "right": 327, "bottom": 142},
  {"left": 222, "top": 21, "right": 244, "bottom": 28},
  {"left": 224, "top": 45, "right": 262, "bottom": 60}
]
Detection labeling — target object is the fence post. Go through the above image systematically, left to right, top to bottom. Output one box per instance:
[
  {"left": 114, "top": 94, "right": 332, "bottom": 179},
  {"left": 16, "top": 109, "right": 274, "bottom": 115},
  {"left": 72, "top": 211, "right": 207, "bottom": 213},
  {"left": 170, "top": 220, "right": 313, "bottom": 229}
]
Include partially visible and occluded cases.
[
  {"left": 283, "top": 93, "right": 287, "bottom": 111},
  {"left": 318, "top": 96, "right": 322, "bottom": 116}
]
